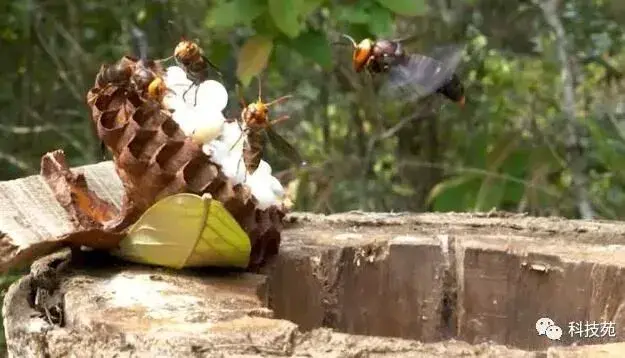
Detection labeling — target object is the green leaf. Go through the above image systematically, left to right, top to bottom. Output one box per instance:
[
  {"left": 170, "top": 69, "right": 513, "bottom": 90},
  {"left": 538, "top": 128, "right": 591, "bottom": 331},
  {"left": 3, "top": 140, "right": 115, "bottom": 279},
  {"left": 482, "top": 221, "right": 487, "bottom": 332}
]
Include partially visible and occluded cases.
[
  {"left": 205, "top": 0, "right": 266, "bottom": 28},
  {"left": 268, "top": 0, "right": 303, "bottom": 38},
  {"left": 300, "top": 0, "right": 324, "bottom": 18},
  {"left": 374, "top": 0, "right": 428, "bottom": 16},
  {"left": 335, "top": 3, "right": 370, "bottom": 24},
  {"left": 367, "top": 4, "right": 393, "bottom": 36},
  {"left": 252, "top": 11, "right": 282, "bottom": 36},
  {"left": 289, "top": 30, "right": 332, "bottom": 68},
  {"left": 236, "top": 35, "right": 274, "bottom": 87},
  {"left": 208, "top": 40, "right": 231, "bottom": 67},
  {"left": 465, "top": 132, "right": 488, "bottom": 168},
  {"left": 474, "top": 133, "right": 519, "bottom": 210},
  {"left": 427, "top": 174, "right": 480, "bottom": 212},
  {"left": 473, "top": 179, "right": 505, "bottom": 212}
]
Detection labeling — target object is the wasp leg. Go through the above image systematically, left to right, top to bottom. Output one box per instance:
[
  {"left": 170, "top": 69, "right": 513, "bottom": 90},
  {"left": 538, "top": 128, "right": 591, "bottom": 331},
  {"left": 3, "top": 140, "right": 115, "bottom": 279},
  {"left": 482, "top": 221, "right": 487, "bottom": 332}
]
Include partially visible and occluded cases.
[
  {"left": 182, "top": 83, "right": 194, "bottom": 103},
  {"left": 193, "top": 84, "right": 200, "bottom": 106},
  {"left": 236, "top": 153, "right": 248, "bottom": 182}
]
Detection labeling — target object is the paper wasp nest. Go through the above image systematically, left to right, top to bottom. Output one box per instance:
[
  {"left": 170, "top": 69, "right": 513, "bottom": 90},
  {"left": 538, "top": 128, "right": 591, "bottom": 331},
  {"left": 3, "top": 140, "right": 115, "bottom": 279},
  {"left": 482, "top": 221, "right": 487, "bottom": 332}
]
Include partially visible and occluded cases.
[{"left": 85, "top": 56, "right": 284, "bottom": 270}]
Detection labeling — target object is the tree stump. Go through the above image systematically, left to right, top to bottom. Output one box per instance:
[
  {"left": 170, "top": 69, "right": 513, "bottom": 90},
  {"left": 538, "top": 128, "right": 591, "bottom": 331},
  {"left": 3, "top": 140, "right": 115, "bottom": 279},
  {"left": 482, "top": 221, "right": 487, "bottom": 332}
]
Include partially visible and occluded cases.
[{"left": 3, "top": 161, "right": 625, "bottom": 357}]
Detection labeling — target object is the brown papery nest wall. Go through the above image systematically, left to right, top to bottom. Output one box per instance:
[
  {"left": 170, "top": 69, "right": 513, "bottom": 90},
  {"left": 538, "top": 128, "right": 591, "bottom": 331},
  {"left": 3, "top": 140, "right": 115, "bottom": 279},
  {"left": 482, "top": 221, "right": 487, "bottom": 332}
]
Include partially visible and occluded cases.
[{"left": 77, "top": 56, "right": 285, "bottom": 270}]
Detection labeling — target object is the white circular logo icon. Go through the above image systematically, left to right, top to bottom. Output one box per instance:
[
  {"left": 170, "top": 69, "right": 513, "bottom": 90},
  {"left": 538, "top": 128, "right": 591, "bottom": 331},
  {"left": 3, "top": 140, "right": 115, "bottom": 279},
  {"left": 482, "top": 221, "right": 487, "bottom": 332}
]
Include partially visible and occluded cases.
[
  {"left": 536, "top": 317, "right": 555, "bottom": 335},
  {"left": 546, "top": 325, "right": 563, "bottom": 340}
]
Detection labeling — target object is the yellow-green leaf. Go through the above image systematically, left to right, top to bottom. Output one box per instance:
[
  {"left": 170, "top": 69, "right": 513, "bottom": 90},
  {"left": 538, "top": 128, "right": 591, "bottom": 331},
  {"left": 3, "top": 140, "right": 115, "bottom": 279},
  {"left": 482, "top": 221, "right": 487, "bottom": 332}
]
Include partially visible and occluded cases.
[
  {"left": 268, "top": 0, "right": 302, "bottom": 38},
  {"left": 374, "top": 0, "right": 428, "bottom": 17},
  {"left": 236, "top": 35, "right": 274, "bottom": 87},
  {"left": 117, "top": 193, "right": 251, "bottom": 269}
]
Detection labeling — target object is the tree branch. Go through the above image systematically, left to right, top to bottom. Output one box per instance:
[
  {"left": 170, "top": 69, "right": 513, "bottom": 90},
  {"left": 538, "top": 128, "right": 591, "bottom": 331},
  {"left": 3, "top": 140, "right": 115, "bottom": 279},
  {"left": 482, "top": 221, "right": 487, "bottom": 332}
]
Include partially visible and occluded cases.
[
  {"left": 538, "top": 0, "right": 595, "bottom": 219},
  {"left": 0, "top": 152, "right": 33, "bottom": 173}
]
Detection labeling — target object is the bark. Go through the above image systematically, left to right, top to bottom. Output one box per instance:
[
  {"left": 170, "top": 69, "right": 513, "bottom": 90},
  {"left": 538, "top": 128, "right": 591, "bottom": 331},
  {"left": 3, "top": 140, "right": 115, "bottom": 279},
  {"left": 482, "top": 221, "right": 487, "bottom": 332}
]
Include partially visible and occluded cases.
[{"left": 538, "top": 0, "right": 595, "bottom": 219}]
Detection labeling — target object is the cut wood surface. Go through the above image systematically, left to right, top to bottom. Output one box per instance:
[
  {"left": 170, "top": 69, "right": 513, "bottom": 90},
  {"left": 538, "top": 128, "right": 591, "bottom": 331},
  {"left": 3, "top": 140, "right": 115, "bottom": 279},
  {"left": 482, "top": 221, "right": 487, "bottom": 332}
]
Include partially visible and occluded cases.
[
  {"left": 0, "top": 161, "right": 124, "bottom": 272},
  {"left": 3, "top": 161, "right": 625, "bottom": 356}
]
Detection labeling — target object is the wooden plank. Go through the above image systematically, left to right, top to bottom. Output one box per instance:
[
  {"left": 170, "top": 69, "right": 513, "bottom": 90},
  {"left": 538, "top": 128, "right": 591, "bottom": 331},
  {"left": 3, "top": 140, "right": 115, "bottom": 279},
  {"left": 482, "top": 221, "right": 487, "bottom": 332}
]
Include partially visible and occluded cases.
[{"left": 0, "top": 161, "right": 123, "bottom": 271}]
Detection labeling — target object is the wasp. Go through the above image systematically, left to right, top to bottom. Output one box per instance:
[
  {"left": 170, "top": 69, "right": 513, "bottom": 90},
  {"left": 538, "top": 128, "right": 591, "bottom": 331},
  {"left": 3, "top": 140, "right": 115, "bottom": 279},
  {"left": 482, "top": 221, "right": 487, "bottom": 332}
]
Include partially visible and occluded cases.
[
  {"left": 341, "top": 34, "right": 466, "bottom": 107},
  {"left": 173, "top": 39, "right": 223, "bottom": 106},
  {"left": 93, "top": 56, "right": 138, "bottom": 159},
  {"left": 94, "top": 56, "right": 135, "bottom": 89},
  {"left": 94, "top": 56, "right": 167, "bottom": 98},
  {"left": 94, "top": 59, "right": 171, "bottom": 159},
  {"left": 146, "top": 76, "right": 169, "bottom": 103},
  {"left": 229, "top": 78, "right": 306, "bottom": 176}
]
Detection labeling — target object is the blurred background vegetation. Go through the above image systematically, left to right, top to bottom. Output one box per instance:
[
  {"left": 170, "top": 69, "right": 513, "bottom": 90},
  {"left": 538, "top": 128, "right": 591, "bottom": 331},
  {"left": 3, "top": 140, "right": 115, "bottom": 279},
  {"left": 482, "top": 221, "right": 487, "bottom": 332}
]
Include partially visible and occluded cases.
[{"left": 0, "top": 0, "right": 624, "bottom": 351}]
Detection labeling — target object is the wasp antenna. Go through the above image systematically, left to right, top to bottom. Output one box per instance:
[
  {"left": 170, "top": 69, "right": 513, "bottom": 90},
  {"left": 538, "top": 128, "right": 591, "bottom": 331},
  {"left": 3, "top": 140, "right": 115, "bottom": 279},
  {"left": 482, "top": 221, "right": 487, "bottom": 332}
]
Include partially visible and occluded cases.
[
  {"left": 340, "top": 33, "right": 358, "bottom": 48},
  {"left": 266, "top": 94, "right": 292, "bottom": 107}
]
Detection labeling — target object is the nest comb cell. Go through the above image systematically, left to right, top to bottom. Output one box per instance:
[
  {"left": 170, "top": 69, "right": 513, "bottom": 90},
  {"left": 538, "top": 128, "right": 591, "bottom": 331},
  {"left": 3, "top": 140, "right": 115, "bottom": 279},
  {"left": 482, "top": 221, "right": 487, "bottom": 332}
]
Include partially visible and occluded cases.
[{"left": 73, "top": 55, "right": 287, "bottom": 270}]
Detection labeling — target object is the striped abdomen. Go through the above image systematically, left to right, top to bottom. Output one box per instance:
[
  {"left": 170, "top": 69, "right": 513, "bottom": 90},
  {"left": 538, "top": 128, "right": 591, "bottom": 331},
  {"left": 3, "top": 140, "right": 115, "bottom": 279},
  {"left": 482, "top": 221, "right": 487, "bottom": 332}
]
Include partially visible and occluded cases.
[{"left": 243, "top": 129, "right": 264, "bottom": 174}]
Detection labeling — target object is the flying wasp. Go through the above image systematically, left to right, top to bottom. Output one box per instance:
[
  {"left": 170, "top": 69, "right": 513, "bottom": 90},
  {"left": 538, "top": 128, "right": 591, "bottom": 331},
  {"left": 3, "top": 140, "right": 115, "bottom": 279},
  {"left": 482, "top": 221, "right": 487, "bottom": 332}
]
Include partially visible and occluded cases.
[
  {"left": 340, "top": 34, "right": 466, "bottom": 107},
  {"left": 173, "top": 38, "right": 223, "bottom": 106},
  {"left": 229, "top": 78, "right": 306, "bottom": 176}
]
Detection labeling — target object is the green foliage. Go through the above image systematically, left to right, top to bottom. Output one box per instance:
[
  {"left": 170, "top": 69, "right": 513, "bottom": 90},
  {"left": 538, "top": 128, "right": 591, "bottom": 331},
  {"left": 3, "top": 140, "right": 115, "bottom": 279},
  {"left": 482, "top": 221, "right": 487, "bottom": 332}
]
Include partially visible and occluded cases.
[
  {"left": 0, "top": 0, "right": 625, "bottom": 225},
  {"left": 205, "top": 0, "right": 266, "bottom": 28},
  {"left": 268, "top": 0, "right": 303, "bottom": 38},
  {"left": 374, "top": 0, "right": 428, "bottom": 17},
  {"left": 3, "top": 2, "right": 625, "bottom": 349},
  {"left": 367, "top": 4, "right": 394, "bottom": 37},
  {"left": 288, "top": 30, "right": 332, "bottom": 69}
]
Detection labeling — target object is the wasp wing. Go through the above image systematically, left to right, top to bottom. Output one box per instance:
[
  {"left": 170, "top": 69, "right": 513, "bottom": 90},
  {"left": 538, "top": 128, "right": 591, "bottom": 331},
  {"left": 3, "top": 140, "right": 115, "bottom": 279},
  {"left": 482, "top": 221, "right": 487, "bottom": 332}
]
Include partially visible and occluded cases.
[
  {"left": 380, "top": 44, "right": 465, "bottom": 103},
  {"left": 201, "top": 55, "right": 223, "bottom": 78},
  {"left": 265, "top": 126, "right": 306, "bottom": 167}
]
